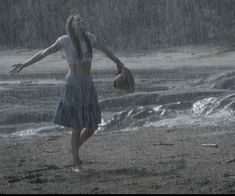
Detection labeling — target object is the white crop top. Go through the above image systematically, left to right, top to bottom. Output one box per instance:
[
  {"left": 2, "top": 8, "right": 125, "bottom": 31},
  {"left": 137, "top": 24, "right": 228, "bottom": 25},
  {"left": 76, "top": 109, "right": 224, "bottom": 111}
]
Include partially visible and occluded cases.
[{"left": 57, "top": 32, "right": 97, "bottom": 64}]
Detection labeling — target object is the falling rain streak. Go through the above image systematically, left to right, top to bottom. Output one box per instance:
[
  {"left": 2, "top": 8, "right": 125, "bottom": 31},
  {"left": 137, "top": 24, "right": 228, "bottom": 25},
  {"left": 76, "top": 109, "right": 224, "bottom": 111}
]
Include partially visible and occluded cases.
[{"left": 0, "top": 0, "right": 235, "bottom": 138}]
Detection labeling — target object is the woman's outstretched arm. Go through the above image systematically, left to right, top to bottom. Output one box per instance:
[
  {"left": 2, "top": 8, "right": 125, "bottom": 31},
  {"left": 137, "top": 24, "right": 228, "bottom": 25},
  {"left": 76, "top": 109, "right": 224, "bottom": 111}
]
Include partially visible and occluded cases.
[
  {"left": 9, "top": 39, "right": 62, "bottom": 76},
  {"left": 93, "top": 41, "right": 124, "bottom": 74}
]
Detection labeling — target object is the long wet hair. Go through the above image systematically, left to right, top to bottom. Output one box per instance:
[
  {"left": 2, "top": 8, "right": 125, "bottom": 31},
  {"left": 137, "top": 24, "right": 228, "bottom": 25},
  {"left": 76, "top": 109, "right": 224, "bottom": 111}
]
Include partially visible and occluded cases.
[{"left": 65, "top": 15, "right": 93, "bottom": 59}]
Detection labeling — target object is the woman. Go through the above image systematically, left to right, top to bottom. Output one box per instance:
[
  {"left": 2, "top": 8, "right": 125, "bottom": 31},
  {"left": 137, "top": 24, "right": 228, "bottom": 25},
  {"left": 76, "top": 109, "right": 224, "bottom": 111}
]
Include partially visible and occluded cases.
[{"left": 9, "top": 14, "right": 125, "bottom": 172}]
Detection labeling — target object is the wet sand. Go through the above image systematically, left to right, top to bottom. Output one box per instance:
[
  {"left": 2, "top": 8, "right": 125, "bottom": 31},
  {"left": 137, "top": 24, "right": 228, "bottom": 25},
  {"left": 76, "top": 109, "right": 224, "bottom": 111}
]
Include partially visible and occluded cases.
[{"left": 0, "top": 124, "right": 235, "bottom": 194}]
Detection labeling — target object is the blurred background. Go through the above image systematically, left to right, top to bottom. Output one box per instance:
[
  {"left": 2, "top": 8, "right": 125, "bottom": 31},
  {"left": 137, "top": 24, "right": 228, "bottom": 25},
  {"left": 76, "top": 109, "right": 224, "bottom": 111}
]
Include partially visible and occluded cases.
[{"left": 1, "top": 0, "right": 235, "bottom": 52}]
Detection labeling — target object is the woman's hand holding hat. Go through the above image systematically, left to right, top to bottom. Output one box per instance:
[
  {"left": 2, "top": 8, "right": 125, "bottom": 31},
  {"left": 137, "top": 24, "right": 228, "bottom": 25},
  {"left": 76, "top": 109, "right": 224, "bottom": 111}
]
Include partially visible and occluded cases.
[
  {"left": 115, "top": 61, "right": 125, "bottom": 76},
  {"left": 113, "top": 63, "right": 135, "bottom": 93}
]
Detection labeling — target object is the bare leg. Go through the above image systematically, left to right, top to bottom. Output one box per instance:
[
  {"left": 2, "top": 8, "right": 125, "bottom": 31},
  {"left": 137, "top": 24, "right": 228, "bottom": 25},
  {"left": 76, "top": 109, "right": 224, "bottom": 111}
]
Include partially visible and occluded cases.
[
  {"left": 79, "top": 126, "right": 97, "bottom": 147},
  {"left": 71, "top": 128, "right": 82, "bottom": 172}
]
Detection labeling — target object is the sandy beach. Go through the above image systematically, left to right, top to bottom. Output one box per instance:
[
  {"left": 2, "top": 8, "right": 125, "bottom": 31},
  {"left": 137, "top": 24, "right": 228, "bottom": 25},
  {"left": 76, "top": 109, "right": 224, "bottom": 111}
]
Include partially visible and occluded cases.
[
  {"left": 2, "top": 0, "right": 235, "bottom": 193},
  {"left": 0, "top": 46, "right": 235, "bottom": 193},
  {"left": 0, "top": 124, "right": 235, "bottom": 194}
]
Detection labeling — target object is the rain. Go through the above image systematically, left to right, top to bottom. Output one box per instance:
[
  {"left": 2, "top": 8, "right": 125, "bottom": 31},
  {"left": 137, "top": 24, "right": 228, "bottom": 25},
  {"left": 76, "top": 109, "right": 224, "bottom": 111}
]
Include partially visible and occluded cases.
[{"left": 0, "top": 0, "right": 235, "bottom": 194}]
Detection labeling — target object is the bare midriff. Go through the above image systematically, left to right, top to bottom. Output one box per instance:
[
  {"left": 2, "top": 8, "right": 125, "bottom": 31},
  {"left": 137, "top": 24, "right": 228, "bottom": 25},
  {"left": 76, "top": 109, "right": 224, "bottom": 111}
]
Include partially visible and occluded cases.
[{"left": 68, "top": 61, "right": 92, "bottom": 76}]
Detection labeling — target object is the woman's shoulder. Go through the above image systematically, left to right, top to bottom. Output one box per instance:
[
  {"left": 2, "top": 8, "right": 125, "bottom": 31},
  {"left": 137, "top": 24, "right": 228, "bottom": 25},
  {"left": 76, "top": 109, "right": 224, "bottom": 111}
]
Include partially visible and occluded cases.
[
  {"left": 85, "top": 32, "right": 97, "bottom": 44},
  {"left": 56, "top": 35, "right": 70, "bottom": 48},
  {"left": 57, "top": 35, "right": 69, "bottom": 42}
]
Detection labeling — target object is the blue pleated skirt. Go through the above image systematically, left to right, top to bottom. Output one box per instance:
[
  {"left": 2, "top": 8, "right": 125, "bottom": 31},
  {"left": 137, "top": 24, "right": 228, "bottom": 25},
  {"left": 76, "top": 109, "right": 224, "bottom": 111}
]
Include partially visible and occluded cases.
[{"left": 53, "top": 73, "right": 101, "bottom": 129}]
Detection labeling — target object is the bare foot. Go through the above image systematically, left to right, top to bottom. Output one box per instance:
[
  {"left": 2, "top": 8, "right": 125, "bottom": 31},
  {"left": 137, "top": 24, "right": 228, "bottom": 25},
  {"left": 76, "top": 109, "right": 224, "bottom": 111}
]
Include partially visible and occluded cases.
[{"left": 72, "top": 165, "right": 82, "bottom": 173}]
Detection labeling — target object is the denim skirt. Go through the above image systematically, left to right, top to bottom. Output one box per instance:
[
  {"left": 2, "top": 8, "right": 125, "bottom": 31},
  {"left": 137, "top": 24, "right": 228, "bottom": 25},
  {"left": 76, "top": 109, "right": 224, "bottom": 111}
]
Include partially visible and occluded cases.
[{"left": 53, "top": 73, "right": 101, "bottom": 129}]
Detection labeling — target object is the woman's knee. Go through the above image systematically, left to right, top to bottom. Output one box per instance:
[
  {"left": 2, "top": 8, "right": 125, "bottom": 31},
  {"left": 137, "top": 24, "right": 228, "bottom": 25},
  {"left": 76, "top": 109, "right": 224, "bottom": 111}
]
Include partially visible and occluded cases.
[{"left": 72, "top": 128, "right": 82, "bottom": 135}]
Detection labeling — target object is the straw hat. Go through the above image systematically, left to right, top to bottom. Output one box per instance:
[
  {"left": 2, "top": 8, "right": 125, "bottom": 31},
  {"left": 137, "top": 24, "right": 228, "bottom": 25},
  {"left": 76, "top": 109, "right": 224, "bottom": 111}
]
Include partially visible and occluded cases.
[{"left": 113, "top": 67, "right": 135, "bottom": 93}]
